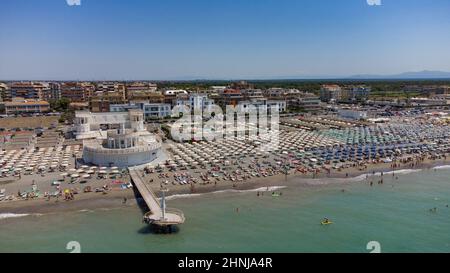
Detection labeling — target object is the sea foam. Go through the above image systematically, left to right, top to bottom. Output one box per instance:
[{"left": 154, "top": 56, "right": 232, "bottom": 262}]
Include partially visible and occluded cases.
[
  {"left": 432, "top": 165, "right": 450, "bottom": 170},
  {"left": 165, "top": 186, "right": 287, "bottom": 200},
  {"left": 0, "top": 213, "right": 42, "bottom": 220}
]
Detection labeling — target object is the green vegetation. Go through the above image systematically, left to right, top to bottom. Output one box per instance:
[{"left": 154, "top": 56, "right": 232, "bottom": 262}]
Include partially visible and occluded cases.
[
  {"left": 154, "top": 79, "right": 450, "bottom": 96},
  {"left": 369, "top": 91, "right": 422, "bottom": 99},
  {"left": 49, "top": 98, "right": 73, "bottom": 123},
  {"left": 50, "top": 98, "right": 70, "bottom": 112},
  {"left": 287, "top": 106, "right": 307, "bottom": 113}
]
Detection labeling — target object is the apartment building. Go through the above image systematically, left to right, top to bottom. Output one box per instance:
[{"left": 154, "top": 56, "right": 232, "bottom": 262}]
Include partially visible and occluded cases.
[
  {"left": 9, "top": 82, "right": 49, "bottom": 100},
  {"left": 45, "top": 82, "right": 62, "bottom": 101},
  {"left": 60, "top": 82, "right": 94, "bottom": 102},
  {"left": 0, "top": 83, "right": 9, "bottom": 102},
  {"left": 320, "top": 84, "right": 342, "bottom": 102},
  {"left": 342, "top": 85, "right": 371, "bottom": 102},
  {"left": 216, "top": 89, "right": 244, "bottom": 108},
  {"left": 128, "top": 91, "right": 165, "bottom": 103},
  {"left": 175, "top": 94, "right": 216, "bottom": 112},
  {"left": 2, "top": 98, "right": 50, "bottom": 115},
  {"left": 238, "top": 98, "right": 287, "bottom": 114},
  {"left": 110, "top": 102, "right": 171, "bottom": 119}
]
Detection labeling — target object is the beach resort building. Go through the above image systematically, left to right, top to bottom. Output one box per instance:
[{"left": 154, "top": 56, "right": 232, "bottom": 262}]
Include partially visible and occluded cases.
[{"left": 74, "top": 109, "right": 161, "bottom": 167}]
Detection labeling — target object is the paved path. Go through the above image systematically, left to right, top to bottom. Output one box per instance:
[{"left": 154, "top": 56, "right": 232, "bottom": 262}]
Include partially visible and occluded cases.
[{"left": 129, "top": 168, "right": 184, "bottom": 226}]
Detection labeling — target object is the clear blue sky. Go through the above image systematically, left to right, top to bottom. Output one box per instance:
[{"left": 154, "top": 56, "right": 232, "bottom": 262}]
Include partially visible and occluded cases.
[{"left": 1, "top": 0, "right": 450, "bottom": 80}]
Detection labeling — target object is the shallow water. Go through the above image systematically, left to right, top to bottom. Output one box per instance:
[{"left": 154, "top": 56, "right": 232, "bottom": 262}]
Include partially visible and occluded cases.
[{"left": 1, "top": 168, "right": 449, "bottom": 253}]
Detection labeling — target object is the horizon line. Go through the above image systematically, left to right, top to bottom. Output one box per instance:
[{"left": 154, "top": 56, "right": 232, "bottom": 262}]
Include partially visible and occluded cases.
[{"left": 2, "top": 77, "right": 450, "bottom": 83}]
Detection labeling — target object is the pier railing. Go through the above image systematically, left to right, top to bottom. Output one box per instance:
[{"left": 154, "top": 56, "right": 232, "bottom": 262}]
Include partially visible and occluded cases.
[{"left": 165, "top": 208, "right": 186, "bottom": 223}]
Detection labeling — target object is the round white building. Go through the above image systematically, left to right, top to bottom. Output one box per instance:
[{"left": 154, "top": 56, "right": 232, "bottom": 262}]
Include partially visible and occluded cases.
[{"left": 75, "top": 109, "right": 161, "bottom": 168}]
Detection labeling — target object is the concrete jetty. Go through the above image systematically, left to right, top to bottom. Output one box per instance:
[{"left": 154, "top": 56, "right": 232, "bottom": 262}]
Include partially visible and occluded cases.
[{"left": 129, "top": 167, "right": 185, "bottom": 226}]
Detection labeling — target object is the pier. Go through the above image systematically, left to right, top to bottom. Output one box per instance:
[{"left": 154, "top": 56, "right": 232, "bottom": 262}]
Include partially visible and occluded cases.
[{"left": 129, "top": 168, "right": 185, "bottom": 227}]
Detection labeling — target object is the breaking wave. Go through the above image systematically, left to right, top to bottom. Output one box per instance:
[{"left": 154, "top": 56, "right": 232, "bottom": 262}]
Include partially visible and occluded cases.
[
  {"left": 433, "top": 165, "right": 450, "bottom": 170},
  {"left": 166, "top": 186, "right": 287, "bottom": 200},
  {"left": 0, "top": 213, "right": 42, "bottom": 220}
]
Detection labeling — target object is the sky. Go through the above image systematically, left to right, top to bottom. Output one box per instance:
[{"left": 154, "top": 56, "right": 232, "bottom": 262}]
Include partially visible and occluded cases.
[{"left": 1, "top": 0, "right": 450, "bottom": 80}]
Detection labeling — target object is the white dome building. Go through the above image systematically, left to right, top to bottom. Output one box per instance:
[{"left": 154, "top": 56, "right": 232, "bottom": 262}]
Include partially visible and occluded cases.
[{"left": 74, "top": 109, "right": 161, "bottom": 168}]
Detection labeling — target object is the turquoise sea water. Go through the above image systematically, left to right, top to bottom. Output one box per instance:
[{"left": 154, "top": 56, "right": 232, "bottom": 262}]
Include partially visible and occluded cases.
[{"left": 1, "top": 168, "right": 449, "bottom": 253}]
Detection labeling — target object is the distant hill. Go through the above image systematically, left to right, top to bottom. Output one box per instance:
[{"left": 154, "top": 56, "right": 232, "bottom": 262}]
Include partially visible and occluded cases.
[{"left": 349, "top": 70, "right": 450, "bottom": 79}]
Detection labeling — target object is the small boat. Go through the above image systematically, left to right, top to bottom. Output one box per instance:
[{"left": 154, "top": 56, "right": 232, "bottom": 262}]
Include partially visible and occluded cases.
[
  {"left": 271, "top": 192, "right": 281, "bottom": 197},
  {"left": 321, "top": 220, "right": 333, "bottom": 225}
]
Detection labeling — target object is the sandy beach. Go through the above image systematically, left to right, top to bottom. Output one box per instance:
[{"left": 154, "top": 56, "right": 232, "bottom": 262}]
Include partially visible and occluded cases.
[{"left": 1, "top": 155, "right": 448, "bottom": 216}]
